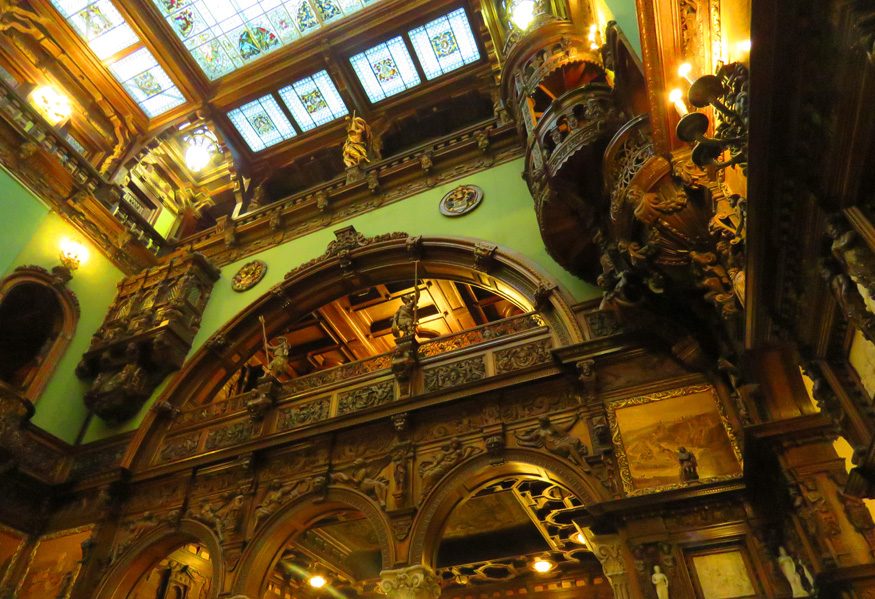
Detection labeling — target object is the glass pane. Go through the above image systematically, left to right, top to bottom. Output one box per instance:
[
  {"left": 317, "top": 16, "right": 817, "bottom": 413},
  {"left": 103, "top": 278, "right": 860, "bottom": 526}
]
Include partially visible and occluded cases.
[
  {"left": 50, "top": 0, "right": 139, "bottom": 59},
  {"left": 153, "top": 0, "right": 371, "bottom": 80},
  {"left": 408, "top": 8, "right": 480, "bottom": 80},
  {"left": 349, "top": 36, "right": 420, "bottom": 103},
  {"left": 108, "top": 48, "right": 186, "bottom": 117},
  {"left": 278, "top": 70, "right": 348, "bottom": 131},
  {"left": 227, "top": 94, "right": 297, "bottom": 151}
]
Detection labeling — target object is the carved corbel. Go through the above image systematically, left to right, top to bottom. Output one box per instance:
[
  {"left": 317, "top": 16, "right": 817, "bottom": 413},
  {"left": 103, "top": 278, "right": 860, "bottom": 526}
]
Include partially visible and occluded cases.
[
  {"left": 366, "top": 170, "right": 380, "bottom": 194},
  {"left": 315, "top": 189, "right": 330, "bottom": 213},
  {"left": 268, "top": 209, "right": 283, "bottom": 231},
  {"left": 826, "top": 214, "right": 875, "bottom": 300},
  {"left": 215, "top": 216, "right": 238, "bottom": 248},
  {"left": 406, "top": 235, "right": 423, "bottom": 261},
  {"left": 473, "top": 242, "right": 498, "bottom": 273},
  {"left": 819, "top": 259, "right": 875, "bottom": 344},
  {"left": 533, "top": 281, "right": 556, "bottom": 311},
  {"left": 246, "top": 376, "right": 280, "bottom": 422},
  {"left": 152, "top": 400, "right": 181, "bottom": 420},
  {"left": 391, "top": 412, "right": 409, "bottom": 434},
  {"left": 483, "top": 424, "right": 505, "bottom": 465}
]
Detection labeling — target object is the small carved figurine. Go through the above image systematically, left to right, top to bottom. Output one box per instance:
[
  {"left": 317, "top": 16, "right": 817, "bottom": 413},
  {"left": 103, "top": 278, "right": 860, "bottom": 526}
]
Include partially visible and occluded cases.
[
  {"left": 266, "top": 336, "right": 290, "bottom": 378},
  {"left": 677, "top": 447, "right": 699, "bottom": 482},
  {"left": 651, "top": 565, "right": 669, "bottom": 599}
]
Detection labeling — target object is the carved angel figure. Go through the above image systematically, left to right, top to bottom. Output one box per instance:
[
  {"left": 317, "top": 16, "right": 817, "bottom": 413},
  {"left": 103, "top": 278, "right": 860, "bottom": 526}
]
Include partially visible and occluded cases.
[
  {"left": 342, "top": 115, "right": 372, "bottom": 168},
  {"left": 515, "top": 416, "right": 589, "bottom": 469},
  {"left": 419, "top": 439, "right": 480, "bottom": 491},
  {"left": 333, "top": 459, "right": 389, "bottom": 507},
  {"left": 254, "top": 477, "right": 321, "bottom": 529},
  {"left": 193, "top": 494, "right": 245, "bottom": 541}
]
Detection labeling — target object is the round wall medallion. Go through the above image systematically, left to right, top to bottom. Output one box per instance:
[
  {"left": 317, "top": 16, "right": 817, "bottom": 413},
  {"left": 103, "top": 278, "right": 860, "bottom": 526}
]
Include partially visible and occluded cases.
[
  {"left": 439, "top": 184, "right": 484, "bottom": 217},
  {"left": 231, "top": 260, "right": 267, "bottom": 292}
]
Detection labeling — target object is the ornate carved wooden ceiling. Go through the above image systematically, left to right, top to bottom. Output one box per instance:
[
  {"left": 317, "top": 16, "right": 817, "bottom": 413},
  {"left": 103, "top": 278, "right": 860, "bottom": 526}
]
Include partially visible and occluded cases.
[{"left": 217, "top": 278, "right": 525, "bottom": 395}]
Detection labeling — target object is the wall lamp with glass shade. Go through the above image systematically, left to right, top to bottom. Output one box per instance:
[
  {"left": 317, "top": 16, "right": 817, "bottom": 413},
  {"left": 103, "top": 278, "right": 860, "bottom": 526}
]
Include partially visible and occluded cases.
[
  {"left": 28, "top": 85, "right": 72, "bottom": 126},
  {"left": 55, "top": 238, "right": 87, "bottom": 282}
]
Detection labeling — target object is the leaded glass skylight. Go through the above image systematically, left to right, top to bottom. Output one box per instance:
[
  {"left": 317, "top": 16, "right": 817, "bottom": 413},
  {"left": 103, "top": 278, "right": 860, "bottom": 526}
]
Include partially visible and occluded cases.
[
  {"left": 50, "top": 0, "right": 139, "bottom": 60},
  {"left": 152, "top": 0, "right": 375, "bottom": 80},
  {"left": 49, "top": 1, "right": 187, "bottom": 117},
  {"left": 408, "top": 8, "right": 480, "bottom": 80},
  {"left": 349, "top": 36, "right": 421, "bottom": 103},
  {"left": 108, "top": 48, "right": 186, "bottom": 117},
  {"left": 278, "top": 71, "right": 348, "bottom": 131},
  {"left": 227, "top": 95, "right": 297, "bottom": 151}
]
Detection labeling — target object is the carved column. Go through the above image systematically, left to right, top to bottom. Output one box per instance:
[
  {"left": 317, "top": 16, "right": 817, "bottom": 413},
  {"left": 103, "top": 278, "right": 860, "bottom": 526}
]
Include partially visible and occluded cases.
[
  {"left": 586, "top": 534, "right": 632, "bottom": 599},
  {"left": 379, "top": 565, "right": 441, "bottom": 599}
]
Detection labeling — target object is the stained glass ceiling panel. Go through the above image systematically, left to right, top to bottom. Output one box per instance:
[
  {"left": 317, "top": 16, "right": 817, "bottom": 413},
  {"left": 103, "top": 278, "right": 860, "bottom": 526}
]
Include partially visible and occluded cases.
[
  {"left": 50, "top": 0, "right": 139, "bottom": 60},
  {"left": 153, "top": 0, "right": 376, "bottom": 80},
  {"left": 408, "top": 8, "right": 480, "bottom": 80},
  {"left": 349, "top": 36, "right": 421, "bottom": 103},
  {"left": 108, "top": 48, "right": 186, "bottom": 117},
  {"left": 278, "top": 70, "right": 348, "bottom": 132},
  {"left": 227, "top": 94, "right": 297, "bottom": 151}
]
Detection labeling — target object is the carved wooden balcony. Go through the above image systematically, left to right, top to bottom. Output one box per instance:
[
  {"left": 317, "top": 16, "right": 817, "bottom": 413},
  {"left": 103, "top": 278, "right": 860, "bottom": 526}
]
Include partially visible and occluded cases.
[
  {"left": 500, "top": 18, "right": 607, "bottom": 140},
  {"left": 152, "top": 311, "right": 553, "bottom": 468}
]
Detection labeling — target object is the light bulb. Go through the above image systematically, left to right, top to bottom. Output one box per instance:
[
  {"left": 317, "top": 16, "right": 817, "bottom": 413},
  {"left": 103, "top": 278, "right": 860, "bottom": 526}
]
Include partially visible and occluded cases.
[
  {"left": 510, "top": 0, "right": 537, "bottom": 31},
  {"left": 677, "top": 62, "right": 693, "bottom": 83},
  {"left": 668, "top": 88, "right": 688, "bottom": 116},
  {"left": 185, "top": 142, "right": 211, "bottom": 172},
  {"left": 59, "top": 238, "right": 87, "bottom": 270},
  {"left": 575, "top": 532, "right": 587, "bottom": 545},
  {"left": 532, "top": 558, "right": 554, "bottom": 573},
  {"left": 309, "top": 575, "right": 327, "bottom": 588}
]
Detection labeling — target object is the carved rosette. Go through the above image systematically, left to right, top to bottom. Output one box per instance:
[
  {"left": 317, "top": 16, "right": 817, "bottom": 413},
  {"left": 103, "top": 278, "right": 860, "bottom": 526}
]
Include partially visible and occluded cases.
[{"left": 379, "top": 565, "right": 441, "bottom": 599}]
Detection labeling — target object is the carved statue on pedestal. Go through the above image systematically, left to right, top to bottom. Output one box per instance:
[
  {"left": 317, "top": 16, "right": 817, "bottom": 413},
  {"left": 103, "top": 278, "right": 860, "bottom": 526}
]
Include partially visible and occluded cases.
[
  {"left": 343, "top": 114, "right": 372, "bottom": 169},
  {"left": 651, "top": 565, "right": 669, "bottom": 599}
]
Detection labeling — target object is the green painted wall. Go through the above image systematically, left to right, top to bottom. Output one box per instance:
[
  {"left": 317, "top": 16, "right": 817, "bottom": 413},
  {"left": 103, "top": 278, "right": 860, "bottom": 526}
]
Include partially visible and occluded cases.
[
  {"left": 596, "top": 0, "right": 641, "bottom": 57},
  {"left": 82, "top": 158, "right": 600, "bottom": 442},
  {"left": 0, "top": 169, "right": 50, "bottom": 274},
  {"left": 3, "top": 193, "right": 125, "bottom": 443}
]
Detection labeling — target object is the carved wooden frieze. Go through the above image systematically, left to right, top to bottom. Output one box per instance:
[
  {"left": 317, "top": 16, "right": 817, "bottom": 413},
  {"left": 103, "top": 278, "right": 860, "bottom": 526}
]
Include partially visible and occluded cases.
[
  {"left": 76, "top": 253, "right": 220, "bottom": 422},
  {"left": 494, "top": 338, "right": 554, "bottom": 374},
  {"left": 423, "top": 356, "right": 486, "bottom": 392},
  {"left": 337, "top": 380, "right": 396, "bottom": 415},
  {"left": 276, "top": 398, "right": 331, "bottom": 432},
  {"left": 204, "top": 420, "right": 256, "bottom": 451},
  {"left": 157, "top": 433, "right": 201, "bottom": 464}
]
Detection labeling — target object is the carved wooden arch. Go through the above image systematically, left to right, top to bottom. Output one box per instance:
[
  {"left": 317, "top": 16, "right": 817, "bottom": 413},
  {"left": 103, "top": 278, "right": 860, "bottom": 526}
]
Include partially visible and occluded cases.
[
  {"left": 124, "top": 231, "right": 586, "bottom": 470},
  {"left": 0, "top": 265, "right": 79, "bottom": 402},
  {"left": 407, "top": 448, "right": 611, "bottom": 566},
  {"left": 232, "top": 486, "right": 396, "bottom": 598},
  {"left": 92, "top": 519, "right": 224, "bottom": 599}
]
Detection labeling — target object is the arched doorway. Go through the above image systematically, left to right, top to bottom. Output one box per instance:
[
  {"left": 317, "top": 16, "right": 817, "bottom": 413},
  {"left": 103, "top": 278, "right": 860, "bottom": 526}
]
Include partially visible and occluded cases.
[
  {"left": 408, "top": 451, "right": 629, "bottom": 598},
  {"left": 233, "top": 488, "right": 395, "bottom": 598},
  {"left": 93, "top": 522, "right": 223, "bottom": 599}
]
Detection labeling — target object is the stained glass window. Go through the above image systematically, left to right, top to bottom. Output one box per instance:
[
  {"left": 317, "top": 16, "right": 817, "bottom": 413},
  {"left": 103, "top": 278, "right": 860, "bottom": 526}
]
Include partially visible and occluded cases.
[
  {"left": 50, "top": 0, "right": 139, "bottom": 59},
  {"left": 152, "top": 0, "right": 374, "bottom": 80},
  {"left": 49, "top": 1, "right": 187, "bottom": 117},
  {"left": 408, "top": 8, "right": 480, "bottom": 80},
  {"left": 349, "top": 36, "right": 421, "bottom": 103},
  {"left": 108, "top": 48, "right": 186, "bottom": 117},
  {"left": 278, "top": 71, "right": 348, "bottom": 131},
  {"left": 227, "top": 95, "right": 297, "bottom": 151}
]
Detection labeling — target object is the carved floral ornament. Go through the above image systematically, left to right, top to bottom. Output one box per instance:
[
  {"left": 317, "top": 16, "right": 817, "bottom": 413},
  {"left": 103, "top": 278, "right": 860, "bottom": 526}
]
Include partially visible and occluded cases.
[
  {"left": 439, "top": 184, "right": 484, "bottom": 216},
  {"left": 231, "top": 260, "right": 267, "bottom": 292}
]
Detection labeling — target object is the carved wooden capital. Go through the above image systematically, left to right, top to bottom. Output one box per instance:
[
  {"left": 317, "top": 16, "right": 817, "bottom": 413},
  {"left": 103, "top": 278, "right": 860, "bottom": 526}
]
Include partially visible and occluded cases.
[{"left": 379, "top": 565, "right": 441, "bottom": 599}]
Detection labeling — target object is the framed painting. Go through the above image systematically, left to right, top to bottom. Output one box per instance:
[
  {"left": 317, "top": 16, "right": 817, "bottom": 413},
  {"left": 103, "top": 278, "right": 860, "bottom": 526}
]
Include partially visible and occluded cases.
[
  {"left": 607, "top": 384, "right": 742, "bottom": 495},
  {"left": 0, "top": 523, "right": 27, "bottom": 588},
  {"left": 15, "top": 525, "right": 93, "bottom": 599},
  {"left": 686, "top": 545, "right": 759, "bottom": 599}
]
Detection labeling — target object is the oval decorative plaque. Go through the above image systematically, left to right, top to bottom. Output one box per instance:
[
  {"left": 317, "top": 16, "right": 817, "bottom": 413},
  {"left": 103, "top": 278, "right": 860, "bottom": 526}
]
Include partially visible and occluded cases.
[
  {"left": 439, "top": 184, "right": 484, "bottom": 217},
  {"left": 231, "top": 260, "right": 267, "bottom": 292}
]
